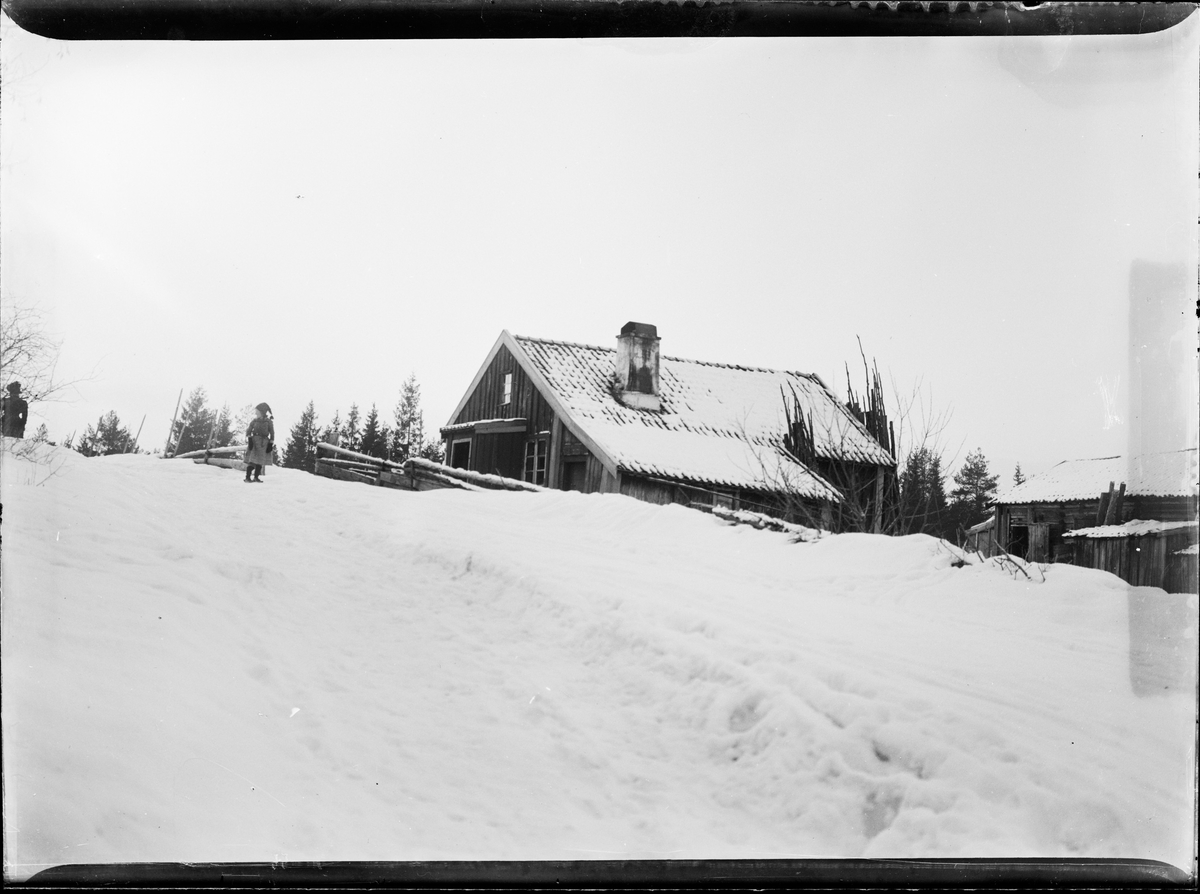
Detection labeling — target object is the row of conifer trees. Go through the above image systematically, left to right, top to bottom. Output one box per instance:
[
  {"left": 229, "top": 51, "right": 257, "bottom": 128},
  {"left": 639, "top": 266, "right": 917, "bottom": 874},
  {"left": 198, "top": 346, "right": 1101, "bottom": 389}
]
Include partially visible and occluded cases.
[
  {"left": 280, "top": 373, "right": 444, "bottom": 474},
  {"left": 31, "top": 374, "right": 446, "bottom": 466},
  {"left": 895, "top": 446, "right": 1019, "bottom": 540}
]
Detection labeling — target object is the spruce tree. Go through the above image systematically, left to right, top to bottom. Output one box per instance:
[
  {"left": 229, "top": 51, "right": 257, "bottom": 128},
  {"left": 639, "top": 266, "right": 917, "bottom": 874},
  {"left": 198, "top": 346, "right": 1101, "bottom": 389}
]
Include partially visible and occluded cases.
[
  {"left": 392, "top": 373, "right": 425, "bottom": 461},
  {"left": 171, "top": 387, "right": 214, "bottom": 455},
  {"left": 282, "top": 401, "right": 320, "bottom": 472},
  {"left": 344, "top": 403, "right": 362, "bottom": 453},
  {"left": 211, "top": 404, "right": 235, "bottom": 448},
  {"left": 360, "top": 404, "right": 387, "bottom": 458},
  {"left": 320, "top": 409, "right": 342, "bottom": 448},
  {"left": 77, "top": 411, "right": 137, "bottom": 456},
  {"left": 388, "top": 417, "right": 406, "bottom": 460},
  {"left": 418, "top": 439, "right": 445, "bottom": 463},
  {"left": 898, "top": 446, "right": 947, "bottom": 535},
  {"left": 947, "top": 449, "right": 999, "bottom": 537},
  {"left": 1013, "top": 462, "right": 1026, "bottom": 487}
]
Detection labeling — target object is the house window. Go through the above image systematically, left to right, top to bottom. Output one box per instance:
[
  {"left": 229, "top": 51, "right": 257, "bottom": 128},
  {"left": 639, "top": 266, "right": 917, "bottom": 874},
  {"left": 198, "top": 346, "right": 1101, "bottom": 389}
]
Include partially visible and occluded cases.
[
  {"left": 502, "top": 372, "right": 513, "bottom": 406},
  {"left": 524, "top": 438, "right": 547, "bottom": 485}
]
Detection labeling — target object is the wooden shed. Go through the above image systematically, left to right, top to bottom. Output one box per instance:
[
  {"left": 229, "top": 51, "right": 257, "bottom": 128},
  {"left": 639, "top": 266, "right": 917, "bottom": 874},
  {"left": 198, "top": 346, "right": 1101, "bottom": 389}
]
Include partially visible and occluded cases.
[
  {"left": 440, "top": 323, "right": 896, "bottom": 529},
  {"left": 992, "top": 449, "right": 1198, "bottom": 564},
  {"left": 964, "top": 515, "right": 998, "bottom": 557},
  {"left": 1062, "top": 520, "right": 1198, "bottom": 593}
]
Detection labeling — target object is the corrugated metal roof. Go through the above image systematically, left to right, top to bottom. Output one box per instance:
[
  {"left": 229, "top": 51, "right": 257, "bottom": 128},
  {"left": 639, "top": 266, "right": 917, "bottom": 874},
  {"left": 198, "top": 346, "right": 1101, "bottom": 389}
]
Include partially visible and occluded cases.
[
  {"left": 512, "top": 335, "right": 894, "bottom": 499},
  {"left": 996, "top": 449, "right": 1199, "bottom": 504}
]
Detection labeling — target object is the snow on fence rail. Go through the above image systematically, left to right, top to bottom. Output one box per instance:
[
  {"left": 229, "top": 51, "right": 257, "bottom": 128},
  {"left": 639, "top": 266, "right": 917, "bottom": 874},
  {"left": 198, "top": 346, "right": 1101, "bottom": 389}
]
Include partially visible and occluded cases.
[
  {"left": 170, "top": 441, "right": 543, "bottom": 493},
  {"left": 313, "top": 443, "right": 541, "bottom": 493},
  {"left": 173, "top": 444, "right": 248, "bottom": 471},
  {"left": 173, "top": 445, "right": 245, "bottom": 460},
  {"left": 703, "top": 504, "right": 825, "bottom": 542}
]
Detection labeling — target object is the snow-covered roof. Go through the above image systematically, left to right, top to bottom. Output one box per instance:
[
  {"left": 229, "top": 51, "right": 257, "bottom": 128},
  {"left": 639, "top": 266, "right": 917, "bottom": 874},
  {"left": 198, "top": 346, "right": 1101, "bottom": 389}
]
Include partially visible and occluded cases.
[
  {"left": 510, "top": 334, "right": 895, "bottom": 499},
  {"left": 996, "top": 450, "right": 1199, "bottom": 505},
  {"left": 967, "top": 516, "right": 995, "bottom": 534},
  {"left": 1063, "top": 519, "right": 1199, "bottom": 539}
]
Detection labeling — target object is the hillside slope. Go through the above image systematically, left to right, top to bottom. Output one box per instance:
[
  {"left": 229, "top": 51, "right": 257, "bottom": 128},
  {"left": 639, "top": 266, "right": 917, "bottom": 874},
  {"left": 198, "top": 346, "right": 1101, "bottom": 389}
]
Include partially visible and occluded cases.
[{"left": 2, "top": 443, "right": 1195, "bottom": 877}]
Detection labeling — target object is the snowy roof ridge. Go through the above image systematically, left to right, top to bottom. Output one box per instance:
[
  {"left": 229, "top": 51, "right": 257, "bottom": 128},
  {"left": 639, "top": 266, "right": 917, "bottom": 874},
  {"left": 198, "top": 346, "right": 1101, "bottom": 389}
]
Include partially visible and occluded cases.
[
  {"left": 512, "top": 334, "right": 822, "bottom": 380},
  {"left": 996, "top": 448, "right": 1199, "bottom": 504}
]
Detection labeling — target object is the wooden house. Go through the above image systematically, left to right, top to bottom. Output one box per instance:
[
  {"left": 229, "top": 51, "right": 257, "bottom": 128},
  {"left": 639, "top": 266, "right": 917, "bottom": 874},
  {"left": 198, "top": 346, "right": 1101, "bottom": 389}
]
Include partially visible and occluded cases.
[
  {"left": 440, "top": 323, "right": 896, "bottom": 528},
  {"left": 993, "top": 448, "right": 1198, "bottom": 564}
]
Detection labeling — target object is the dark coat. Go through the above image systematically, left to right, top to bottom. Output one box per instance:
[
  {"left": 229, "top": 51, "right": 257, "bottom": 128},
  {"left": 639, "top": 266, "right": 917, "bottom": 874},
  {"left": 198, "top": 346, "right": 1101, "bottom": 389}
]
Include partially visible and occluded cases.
[
  {"left": 1, "top": 395, "right": 28, "bottom": 438},
  {"left": 244, "top": 416, "right": 275, "bottom": 466}
]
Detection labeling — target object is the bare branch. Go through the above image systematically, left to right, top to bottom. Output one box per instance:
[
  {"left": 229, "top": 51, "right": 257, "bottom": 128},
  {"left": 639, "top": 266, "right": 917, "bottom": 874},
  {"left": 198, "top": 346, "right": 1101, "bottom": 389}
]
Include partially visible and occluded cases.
[{"left": 1, "top": 299, "right": 93, "bottom": 405}]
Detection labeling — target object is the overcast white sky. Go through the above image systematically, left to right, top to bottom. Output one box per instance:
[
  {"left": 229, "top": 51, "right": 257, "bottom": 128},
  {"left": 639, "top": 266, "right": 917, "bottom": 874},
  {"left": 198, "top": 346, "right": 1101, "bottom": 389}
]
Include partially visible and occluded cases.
[{"left": 2, "top": 13, "right": 1197, "bottom": 481}]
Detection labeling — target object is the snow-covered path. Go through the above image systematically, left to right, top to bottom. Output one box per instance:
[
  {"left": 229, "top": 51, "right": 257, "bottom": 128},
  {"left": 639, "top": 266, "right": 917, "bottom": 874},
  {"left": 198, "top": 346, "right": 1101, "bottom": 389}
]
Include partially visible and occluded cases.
[{"left": 2, "top": 445, "right": 1195, "bottom": 877}]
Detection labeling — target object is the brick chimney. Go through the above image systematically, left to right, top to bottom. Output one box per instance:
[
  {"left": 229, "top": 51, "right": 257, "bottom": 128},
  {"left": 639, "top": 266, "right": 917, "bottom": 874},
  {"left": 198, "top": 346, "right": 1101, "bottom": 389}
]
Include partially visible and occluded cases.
[{"left": 615, "top": 321, "right": 661, "bottom": 411}]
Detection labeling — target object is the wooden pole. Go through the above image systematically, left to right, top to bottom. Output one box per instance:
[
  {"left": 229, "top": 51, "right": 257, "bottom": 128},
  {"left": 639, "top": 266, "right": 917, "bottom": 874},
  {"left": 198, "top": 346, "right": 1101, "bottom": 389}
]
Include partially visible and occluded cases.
[
  {"left": 163, "top": 389, "right": 183, "bottom": 456},
  {"left": 205, "top": 408, "right": 221, "bottom": 448},
  {"left": 128, "top": 415, "right": 146, "bottom": 453},
  {"left": 872, "top": 465, "right": 884, "bottom": 534},
  {"left": 1105, "top": 481, "right": 1126, "bottom": 526},
  {"left": 1096, "top": 482, "right": 1114, "bottom": 525}
]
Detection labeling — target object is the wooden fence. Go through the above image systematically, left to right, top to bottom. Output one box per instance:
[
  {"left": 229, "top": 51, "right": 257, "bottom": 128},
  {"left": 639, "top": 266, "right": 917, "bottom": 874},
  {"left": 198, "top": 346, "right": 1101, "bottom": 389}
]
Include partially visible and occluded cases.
[
  {"left": 172, "top": 441, "right": 540, "bottom": 493},
  {"left": 314, "top": 443, "right": 541, "bottom": 493},
  {"left": 174, "top": 445, "right": 247, "bottom": 471}
]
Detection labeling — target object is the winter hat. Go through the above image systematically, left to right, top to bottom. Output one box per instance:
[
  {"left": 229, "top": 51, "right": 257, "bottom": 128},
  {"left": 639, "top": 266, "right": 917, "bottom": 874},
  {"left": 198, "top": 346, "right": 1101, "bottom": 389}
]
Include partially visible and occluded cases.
[
  {"left": 7, "top": 382, "right": 21, "bottom": 393},
  {"left": 255, "top": 402, "right": 272, "bottom": 415}
]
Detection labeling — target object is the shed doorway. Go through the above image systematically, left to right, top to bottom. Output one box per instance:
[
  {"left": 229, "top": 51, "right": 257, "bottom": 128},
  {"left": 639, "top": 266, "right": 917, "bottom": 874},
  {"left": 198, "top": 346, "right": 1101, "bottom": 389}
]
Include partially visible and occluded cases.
[
  {"left": 450, "top": 439, "right": 471, "bottom": 470},
  {"left": 562, "top": 457, "right": 586, "bottom": 492},
  {"left": 1009, "top": 524, "right": 1030, "bottom": 560}
]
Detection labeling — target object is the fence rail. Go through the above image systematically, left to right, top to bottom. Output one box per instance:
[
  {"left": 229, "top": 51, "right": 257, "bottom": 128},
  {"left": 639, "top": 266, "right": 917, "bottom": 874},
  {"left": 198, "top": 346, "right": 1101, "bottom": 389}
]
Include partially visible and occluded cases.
[
  {"left": 172, "top": 441, "right": 540, "bottom": 494},
  {"left": 313, "top": 443, "right": 540, "bottom": 493}
]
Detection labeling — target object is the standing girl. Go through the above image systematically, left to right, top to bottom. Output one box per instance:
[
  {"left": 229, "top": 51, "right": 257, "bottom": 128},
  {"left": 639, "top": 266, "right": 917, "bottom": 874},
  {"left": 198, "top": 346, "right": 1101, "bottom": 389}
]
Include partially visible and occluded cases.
[{"left": 244, "top": 402, "right": 275, "bottom": 483}]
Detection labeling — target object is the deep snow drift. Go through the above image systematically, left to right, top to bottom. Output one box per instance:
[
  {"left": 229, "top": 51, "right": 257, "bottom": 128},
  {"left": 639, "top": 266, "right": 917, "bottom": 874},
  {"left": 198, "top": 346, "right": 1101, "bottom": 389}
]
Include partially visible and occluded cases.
[{"left": 2, "top": 443, "right": 1196, "bottom": 878}]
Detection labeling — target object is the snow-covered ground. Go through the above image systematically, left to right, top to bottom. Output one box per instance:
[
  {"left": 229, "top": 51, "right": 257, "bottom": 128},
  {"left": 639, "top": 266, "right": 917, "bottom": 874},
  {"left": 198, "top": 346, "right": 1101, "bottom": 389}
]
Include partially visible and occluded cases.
[{"left": 2, "top": 442, "right": 1196, "bottom": 879}]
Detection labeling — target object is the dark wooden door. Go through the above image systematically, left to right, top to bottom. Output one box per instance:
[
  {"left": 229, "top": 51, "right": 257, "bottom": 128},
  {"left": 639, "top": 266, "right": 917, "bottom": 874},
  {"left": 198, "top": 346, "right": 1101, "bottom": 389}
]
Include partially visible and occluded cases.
[
  {"left": 562, "top": 458, "right": 586, "bottom": 492},
  {"left": 1029, "top": 523, "right": 1050, "bottom": 562}
]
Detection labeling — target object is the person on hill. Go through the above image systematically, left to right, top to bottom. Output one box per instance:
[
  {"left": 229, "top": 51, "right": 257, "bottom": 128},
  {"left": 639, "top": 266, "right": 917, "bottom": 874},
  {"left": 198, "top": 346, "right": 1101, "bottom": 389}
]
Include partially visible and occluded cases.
[
  {"left": 2, "top": 382, "right": 29, "bottom": 438},
  {"left": 244, "top": 402, "right": 275, "bottom": 483}
]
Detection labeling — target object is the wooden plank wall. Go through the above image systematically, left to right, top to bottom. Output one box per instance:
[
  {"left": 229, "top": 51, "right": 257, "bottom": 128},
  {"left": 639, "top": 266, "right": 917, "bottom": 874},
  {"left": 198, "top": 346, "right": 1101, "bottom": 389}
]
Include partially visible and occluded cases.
[
  {"left": 453, "top": 344, "right": 555, "bottom": 433},
  {"left": 560, "top": 427, "right": 590, "bottom": 457},
  {"left": 472, "top": 431, "right": 526, "bottom": 479},
  {"left": 587, "top": 456, "right": 613, "bottom": 493},
  {"left": 620, "top": 475, "right": 690, "bottom": 506},
  {"left": 1007, "top": 496, "right": 1194, "bottom": 530},
  {"left": 1130, "top": 496, "right": 1198, "bottom": 523},
  {"left": 1004, "top": 499, "right": 1105, "bottom": 529},
  {"left": 1072, "top": 528, "right": 1199, "bottom": 591},
  {"left": 1164, "top": 550, "right": 1199, "bottom": 594}
]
